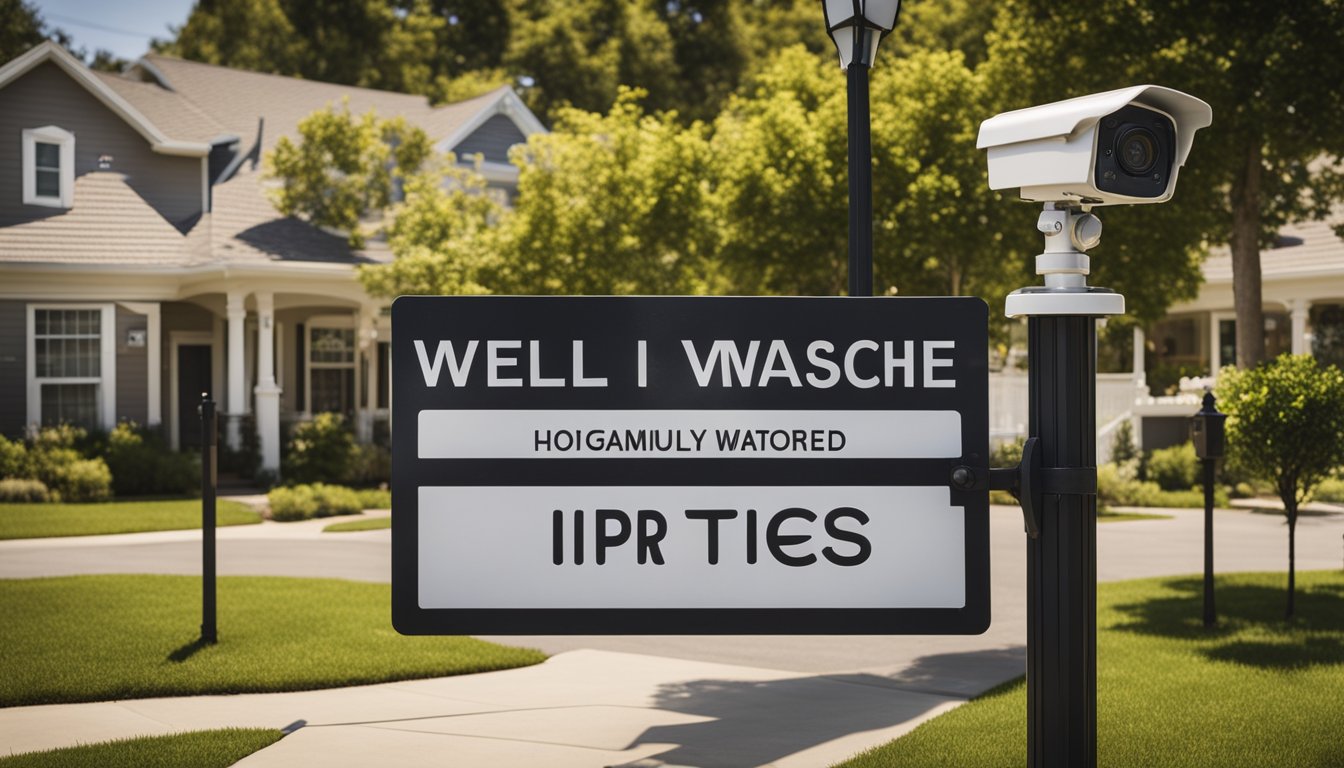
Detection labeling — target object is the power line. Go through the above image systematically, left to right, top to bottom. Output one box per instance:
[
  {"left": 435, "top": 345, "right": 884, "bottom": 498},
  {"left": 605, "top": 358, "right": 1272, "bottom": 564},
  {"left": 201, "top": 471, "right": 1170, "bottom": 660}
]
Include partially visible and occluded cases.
[{"left": 43, "top": 12, "right": 161, "bottom": 40}]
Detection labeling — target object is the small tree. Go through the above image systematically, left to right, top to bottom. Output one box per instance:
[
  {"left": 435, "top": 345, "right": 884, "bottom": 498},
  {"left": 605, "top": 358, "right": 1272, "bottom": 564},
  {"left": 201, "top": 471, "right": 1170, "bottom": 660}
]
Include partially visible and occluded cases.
[
  {"left": 266, "top": 102, "right": 431, "bottom": 248},
  {"left": 1216, "top": 355, "right": 1344, "bottom": 618}
]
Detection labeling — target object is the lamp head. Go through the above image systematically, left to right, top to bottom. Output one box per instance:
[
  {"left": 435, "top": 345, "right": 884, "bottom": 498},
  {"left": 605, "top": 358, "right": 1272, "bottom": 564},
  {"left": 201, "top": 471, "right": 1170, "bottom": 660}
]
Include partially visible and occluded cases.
[{"left": 822, "top": 0, "right": 902, "bottom": 69}]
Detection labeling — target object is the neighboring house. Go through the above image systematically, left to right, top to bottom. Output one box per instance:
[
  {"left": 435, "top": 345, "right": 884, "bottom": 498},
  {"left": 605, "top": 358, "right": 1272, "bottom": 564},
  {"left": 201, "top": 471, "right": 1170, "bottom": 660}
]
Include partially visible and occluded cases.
[
  {"left": 0, "top": 41, "right": 544, "bottom": 473},
  {"left": 989, "top": 209, "right": 1344, "bottom": 461}
]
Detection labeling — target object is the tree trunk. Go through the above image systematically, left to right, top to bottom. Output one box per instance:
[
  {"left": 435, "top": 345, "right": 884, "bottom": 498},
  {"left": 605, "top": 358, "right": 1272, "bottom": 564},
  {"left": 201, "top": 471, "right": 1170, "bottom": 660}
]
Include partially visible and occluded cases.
[{"left": 1229, "top": 142, "right": 1265, "bottom": 368}]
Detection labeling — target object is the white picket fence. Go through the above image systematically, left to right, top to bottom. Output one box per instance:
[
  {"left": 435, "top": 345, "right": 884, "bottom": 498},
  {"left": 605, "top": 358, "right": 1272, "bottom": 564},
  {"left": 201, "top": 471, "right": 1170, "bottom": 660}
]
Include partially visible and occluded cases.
[{"left": 989, "top": 372, "right": 1144, "bottom": 463}]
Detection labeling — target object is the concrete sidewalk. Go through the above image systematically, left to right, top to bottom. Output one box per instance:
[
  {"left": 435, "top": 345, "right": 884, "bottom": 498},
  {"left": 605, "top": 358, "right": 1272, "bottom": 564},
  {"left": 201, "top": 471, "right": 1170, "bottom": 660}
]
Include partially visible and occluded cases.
[{"left": 0, "top": 650, "right": 964, "bottom": 767}]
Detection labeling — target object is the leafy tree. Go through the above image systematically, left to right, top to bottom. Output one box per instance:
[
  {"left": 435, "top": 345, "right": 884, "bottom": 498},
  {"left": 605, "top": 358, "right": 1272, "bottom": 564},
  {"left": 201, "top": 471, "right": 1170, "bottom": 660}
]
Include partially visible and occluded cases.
[
  {"left": 1, "top": 0, "right": 127, "bottom": 71},
  {"left": 157, "top": 0, "right": 305, "bottom": 75},
  {"left": 504, "top": 0, "right": 679, "bottom": 121},
  {"left": 655, "top": 0, "right": 748, "bottom": 121},
  {"left": 986, "top": 0, "right": 1344, "bottom": 360},
  {"left": 712, "top": 45, "right": 1021, "bottom": 310},
  {"left": 494, "top": 89, "right": 725, "bottom": 295},
  {"left": 265, "top": 103, "right": 432, "bottom": 248},
  {"left": 358, "top": 161, "right": 505, "bottom": 296},
  {"left": 1215, "top": 355, "right": 1344, "bottom": 618}
]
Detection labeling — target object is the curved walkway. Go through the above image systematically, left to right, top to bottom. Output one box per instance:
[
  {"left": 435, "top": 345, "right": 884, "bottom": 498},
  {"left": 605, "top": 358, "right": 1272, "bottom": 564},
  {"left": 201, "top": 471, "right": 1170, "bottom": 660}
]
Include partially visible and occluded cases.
[{"left": 2, "top": 505, "right": 1341, "bottom": 766}]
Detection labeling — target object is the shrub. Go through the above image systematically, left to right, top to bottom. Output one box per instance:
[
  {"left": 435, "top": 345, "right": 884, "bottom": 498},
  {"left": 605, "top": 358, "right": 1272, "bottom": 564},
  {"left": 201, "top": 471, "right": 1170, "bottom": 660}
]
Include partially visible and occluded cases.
[
  {"left": 282, "top": 414, "right": 356, "bottom": 484},
  {"left": 221, "top": 415, "right": 262, "bottom": 480},
  {"left": 1109, "top": 419, "right": 1138, "bottom": 465},
  {"left": 104, "top": 423, "right": 198, "bottom": 497},
  {"left": 0, "top": 434, "right": 28, "bottom": 478},
  {"left": 990, "top": 439, "right": 1024, "bottom": 468},
  {"left": 1146, "top": 442, "right": 1199, "bottom": 491},
  {"left": 346, "top": 443, "right": 392, "bottom": 487},
  {"left": 55, "top": 459, "right": 113, "bottom": 502},
  {"left": 1097, "top": 463, "right": 1228, "bottom": 509},
  {"left": 1314, "top": 477, "right": 1344, "bottom": 503},
  {"left": 0, "top": 478, "right": 50, "bottom": 502},
  {"left": 268, "top": 482, "right": 364, "bottom": 521},
  {"left": 268, "top": 485, "right": 319, "bottom": 521},
  {"left": 355, "top": 487, "right": 391, "bottom": 510}
]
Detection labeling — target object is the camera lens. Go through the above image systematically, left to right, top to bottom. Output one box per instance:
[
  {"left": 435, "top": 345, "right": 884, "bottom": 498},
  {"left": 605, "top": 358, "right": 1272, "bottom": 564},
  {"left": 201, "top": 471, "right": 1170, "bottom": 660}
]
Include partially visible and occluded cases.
[{"left": 1116, "top": 127, "right": 1158, "bottom": 176}]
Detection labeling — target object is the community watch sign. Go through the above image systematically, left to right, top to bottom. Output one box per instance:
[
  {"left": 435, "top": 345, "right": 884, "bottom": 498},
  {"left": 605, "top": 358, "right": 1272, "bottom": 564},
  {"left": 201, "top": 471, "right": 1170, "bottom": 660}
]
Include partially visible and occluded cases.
[{"left": 391, "top": 296, "right": 990, "bottom": 635}]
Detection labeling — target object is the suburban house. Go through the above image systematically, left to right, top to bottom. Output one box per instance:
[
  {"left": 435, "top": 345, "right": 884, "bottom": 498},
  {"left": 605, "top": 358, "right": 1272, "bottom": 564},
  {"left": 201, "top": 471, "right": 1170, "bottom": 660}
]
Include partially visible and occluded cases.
[{"left": 0, "top": 41, "right": 544, "bottom": 473}]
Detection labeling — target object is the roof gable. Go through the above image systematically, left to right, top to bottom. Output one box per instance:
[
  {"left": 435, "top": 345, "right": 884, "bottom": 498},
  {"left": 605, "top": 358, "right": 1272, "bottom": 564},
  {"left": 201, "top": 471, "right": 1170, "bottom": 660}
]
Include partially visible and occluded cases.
[{"left": 0, "top": 42, "right": 210, "bottom": 157}]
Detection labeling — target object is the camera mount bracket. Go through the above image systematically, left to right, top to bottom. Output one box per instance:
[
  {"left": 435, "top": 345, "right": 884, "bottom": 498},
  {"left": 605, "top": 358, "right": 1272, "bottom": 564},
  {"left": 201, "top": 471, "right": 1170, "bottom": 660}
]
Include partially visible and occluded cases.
[{"left": 1004, "top": 203, "right": 1126, "bottom": 318}]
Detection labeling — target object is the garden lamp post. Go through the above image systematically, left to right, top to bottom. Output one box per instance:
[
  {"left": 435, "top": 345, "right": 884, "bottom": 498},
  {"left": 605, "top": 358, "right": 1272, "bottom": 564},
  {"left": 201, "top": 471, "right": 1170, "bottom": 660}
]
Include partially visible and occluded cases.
[
  {"left": 822, "top": 0, "right": 902, "bottom": 297},
  {"left": 1191, "top": 391, "right": 1227, "bottom": 628}
]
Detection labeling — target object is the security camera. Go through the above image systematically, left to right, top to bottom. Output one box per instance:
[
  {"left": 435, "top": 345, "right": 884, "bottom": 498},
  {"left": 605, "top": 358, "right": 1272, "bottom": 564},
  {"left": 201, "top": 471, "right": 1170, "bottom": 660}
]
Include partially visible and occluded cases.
[{"left": 977, "top": 85, "right": 1211, "bottom": 206}]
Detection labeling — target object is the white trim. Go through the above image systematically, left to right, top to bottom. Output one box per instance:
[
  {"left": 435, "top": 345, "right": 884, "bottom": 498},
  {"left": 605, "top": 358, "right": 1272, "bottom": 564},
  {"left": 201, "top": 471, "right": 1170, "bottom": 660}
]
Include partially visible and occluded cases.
[
  {"left": 0, "top": 42, "right": 209, "bottom": 157},
  {"left": 434, "top": 87, "right": 546, "bottom": 156},
  {"left": 22, "top": 126, "right": 75, "bottom": 208},
  {"left": 200, "top": 155, "right": 209, "bottom": 213},
  {"left": 116, "top": 301, "right": 161, "bottom": 426},
  {"left": 25, "top": 303, "right": 116, "bottom": 431},
  {"left": 1210, "top": 311, "right": 1236, "bottom": 372},
  {"left": 168, "top": 330, "right": 215, "bottom": 451}
]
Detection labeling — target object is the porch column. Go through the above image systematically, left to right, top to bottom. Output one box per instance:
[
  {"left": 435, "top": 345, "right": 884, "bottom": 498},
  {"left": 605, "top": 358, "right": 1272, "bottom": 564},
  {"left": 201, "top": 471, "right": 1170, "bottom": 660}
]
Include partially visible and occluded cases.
[
  {"left": 225, "top": 291, "right": 247, "bottom": 449},
  {"left": 254, "top": 291, "right": 282, "bottom": 474},
  {"left": 1291, "top": 299, "right": 1309, "bottom": 355},
  {"left": 356, "top": 309, "right": 376, "bottom": 443},
  {"left": 1132, "top": 326, "right": 1146, "bottom": 388}
]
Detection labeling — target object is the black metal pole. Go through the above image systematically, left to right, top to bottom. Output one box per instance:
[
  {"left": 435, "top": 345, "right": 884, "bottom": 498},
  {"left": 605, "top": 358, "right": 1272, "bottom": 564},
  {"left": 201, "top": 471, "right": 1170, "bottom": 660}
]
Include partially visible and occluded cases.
[
  {"left": 846, "top": 36, "right": 873, "bottom": 297},
  {"left": 1027, "top": 316, "right": 1097, "bottom": 768},
  {"left": 201, "top": 394, "right": 218, "bottom": 644},
  {"left": 1203, "top": 457, "right": 1216, "bottom": 627}
]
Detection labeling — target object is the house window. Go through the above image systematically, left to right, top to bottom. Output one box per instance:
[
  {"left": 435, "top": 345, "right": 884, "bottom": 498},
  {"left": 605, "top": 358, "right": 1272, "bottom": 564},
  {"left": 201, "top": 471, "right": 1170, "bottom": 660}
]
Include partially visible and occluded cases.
[
  {"left": 22, "top": 126, "right": 75, "bottom": 208},
  {"left": 32, "top": 308, "right": 104, "bottom": 428},
  {"left": 309, "top": 326, "right": 356, "bottom": 418}
]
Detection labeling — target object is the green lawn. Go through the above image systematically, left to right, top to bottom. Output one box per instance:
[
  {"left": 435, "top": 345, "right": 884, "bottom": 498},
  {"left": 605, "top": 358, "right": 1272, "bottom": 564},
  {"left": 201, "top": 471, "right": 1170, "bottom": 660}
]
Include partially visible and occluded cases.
[
  {"left": 0, "top": 500, "right": 260, "bottom": 539},
  {"left": 324, "top": 515, "right": 391, "bottom": 533},
  {"left": 837, "top": 570, "right": 1344, "bottom": 768},
  {"left": 0, "top": 575, "right": 546, "bottom": 707},
  {"left": 0, "top": 729, "right": 282, "bottom": 768}
]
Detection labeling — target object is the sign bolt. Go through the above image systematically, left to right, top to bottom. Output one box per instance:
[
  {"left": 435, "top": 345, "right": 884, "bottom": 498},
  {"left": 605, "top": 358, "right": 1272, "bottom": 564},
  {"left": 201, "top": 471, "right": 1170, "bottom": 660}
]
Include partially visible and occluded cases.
[{"left": 951, "top": 466, "right": 976, "bottom": 490}]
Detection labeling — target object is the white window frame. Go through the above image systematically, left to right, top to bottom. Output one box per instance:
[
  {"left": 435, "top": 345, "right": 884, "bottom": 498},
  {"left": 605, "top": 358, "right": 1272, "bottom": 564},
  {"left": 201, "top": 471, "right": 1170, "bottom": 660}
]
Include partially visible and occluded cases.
[
  {"left": 22, "top": 126, "right": 75, "bottom": 209},
  {"left": 26, "top": 304, "right": 116, "bottom": 431},
  {"left": 305, "top": 316, "right": 359, "bottom": 418}
]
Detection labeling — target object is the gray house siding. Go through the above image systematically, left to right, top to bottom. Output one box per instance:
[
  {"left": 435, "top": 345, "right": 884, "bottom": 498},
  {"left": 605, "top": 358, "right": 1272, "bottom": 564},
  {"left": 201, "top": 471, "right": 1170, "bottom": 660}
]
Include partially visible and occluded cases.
[
  {"left": 0, "top": 62, "right": 203, "bottom": 230},
  {"left": 452, "top": 114, "right": 526, "bottom": 164},
  {"left": 0, "top": 300, "right": 25, "bottom": 437},
  {"left": 114, "top": 305, "right": 147, "bottom": 425}
]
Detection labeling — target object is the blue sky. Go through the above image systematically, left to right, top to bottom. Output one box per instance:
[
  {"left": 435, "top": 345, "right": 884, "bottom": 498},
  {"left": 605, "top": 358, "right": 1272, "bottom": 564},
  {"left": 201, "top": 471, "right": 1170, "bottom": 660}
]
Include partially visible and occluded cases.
[{"left": 33, "top": 0, "right": 197, "bottom": 61}]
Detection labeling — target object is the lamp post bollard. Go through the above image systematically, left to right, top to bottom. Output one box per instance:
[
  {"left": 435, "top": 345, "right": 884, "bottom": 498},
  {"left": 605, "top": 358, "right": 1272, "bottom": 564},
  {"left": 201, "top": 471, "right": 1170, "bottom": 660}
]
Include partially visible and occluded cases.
[
  {"left": 821, "top": 0, "right": 902, "bottom": 298},
  {"left": 846, "top": 32, "right": 873, "bottom": 297},
  {"left": 1191, "top": 391, "right": 1226, "bottom": 628},
  {"left": 200, "top": 394, "right": 218, "bottom": 644}
]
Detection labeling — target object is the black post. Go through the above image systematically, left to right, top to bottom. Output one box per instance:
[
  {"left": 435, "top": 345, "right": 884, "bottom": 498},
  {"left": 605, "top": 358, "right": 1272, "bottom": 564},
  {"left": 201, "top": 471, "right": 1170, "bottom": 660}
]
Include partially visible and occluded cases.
[
  {"left": 846, "top": 32, "right": 873, "bottom": 297},
  {"left": 1027, "top": 316, "right": 1097, "bottom": 768},
  {"left": 200, "top": 394, "right": 218, "bottom": 644},
  {"left": 1203, "top": 457, "right": 1216, "bottom": 627}
]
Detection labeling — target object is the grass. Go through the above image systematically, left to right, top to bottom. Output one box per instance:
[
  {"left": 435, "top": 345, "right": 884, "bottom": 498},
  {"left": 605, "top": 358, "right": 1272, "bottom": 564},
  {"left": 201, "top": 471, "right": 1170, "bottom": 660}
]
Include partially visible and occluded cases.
[
  {"left": 0, "top": 499, "right": 260, "bottom": 539},
  {"left": 1097, "top": 510, "right": 1173, "bottom": 522},
  {"left": 323, "top": 515, "right": 391, "bottom": 533},
  {"left": 837, "top": 570, "right": 1344, "bottom": 768},
  {"left": 0, "top": 575, "right": 546, "bottom": 707},
  {"left": 0, "top": 728, "right": 282, "bottom": 768}
]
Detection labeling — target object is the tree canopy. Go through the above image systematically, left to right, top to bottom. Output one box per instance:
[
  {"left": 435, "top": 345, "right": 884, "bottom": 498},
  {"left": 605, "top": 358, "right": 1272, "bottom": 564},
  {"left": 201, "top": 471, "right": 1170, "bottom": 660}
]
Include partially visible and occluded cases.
[{"left": 985, "top": 0, "right": 1344, "bottom": 362}]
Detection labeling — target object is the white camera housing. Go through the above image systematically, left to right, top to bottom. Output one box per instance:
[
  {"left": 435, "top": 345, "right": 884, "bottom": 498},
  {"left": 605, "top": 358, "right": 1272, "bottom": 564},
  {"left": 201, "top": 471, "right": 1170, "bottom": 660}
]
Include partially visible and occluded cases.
[{"left": 977, "top": 85, "right": 1212, "bottom": 206}]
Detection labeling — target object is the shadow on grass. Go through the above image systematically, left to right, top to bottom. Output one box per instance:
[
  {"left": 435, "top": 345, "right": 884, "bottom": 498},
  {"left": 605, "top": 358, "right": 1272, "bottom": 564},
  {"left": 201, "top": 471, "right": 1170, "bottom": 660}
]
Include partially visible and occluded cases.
[
  {"left": 1109, "top": 577, "right": 1344, "bottom": 669},
  {"left": 167, "top": 637, "right": 214, "bottom": 663}
]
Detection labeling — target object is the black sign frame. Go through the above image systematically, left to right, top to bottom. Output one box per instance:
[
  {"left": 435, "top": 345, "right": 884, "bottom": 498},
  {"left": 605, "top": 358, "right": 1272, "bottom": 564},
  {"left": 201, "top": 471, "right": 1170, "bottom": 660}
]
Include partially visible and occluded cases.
[{"left": 392, "top": 296, "right": 990, "bottom": 635}]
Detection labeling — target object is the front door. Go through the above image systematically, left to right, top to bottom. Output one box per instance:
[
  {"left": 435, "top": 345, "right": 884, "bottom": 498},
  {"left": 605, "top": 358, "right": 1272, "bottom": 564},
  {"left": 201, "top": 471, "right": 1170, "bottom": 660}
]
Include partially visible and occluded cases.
[{"left": 177, "top": 344, "right": 212, "bottom": 449}]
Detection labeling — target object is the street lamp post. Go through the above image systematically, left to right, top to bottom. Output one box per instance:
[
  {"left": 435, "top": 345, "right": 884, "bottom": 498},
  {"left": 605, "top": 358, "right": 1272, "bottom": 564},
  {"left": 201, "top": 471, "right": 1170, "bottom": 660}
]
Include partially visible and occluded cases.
[{"left": 822, "top": 0, "right": 902, "bottom": 297}]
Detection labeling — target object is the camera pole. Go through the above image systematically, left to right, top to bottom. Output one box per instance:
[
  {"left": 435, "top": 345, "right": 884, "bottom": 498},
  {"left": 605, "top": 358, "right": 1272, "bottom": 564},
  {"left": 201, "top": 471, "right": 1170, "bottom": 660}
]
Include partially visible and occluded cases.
[{"left": 1007, "top": 204, "right": 1122, "bottom": 768}]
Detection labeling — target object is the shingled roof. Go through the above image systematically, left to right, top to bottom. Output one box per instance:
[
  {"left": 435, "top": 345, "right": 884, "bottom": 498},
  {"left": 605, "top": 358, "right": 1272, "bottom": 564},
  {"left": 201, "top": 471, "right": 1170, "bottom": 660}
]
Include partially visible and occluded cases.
[{"left": 0, "top": 42, "right": 542, "bottom": 270}]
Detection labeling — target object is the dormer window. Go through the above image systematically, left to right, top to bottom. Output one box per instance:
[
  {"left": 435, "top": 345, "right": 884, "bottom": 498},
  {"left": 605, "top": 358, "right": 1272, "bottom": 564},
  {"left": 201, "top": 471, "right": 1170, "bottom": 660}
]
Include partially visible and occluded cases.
[{"left": 22, "top": 126, "right": 75, "bottom": 208}]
